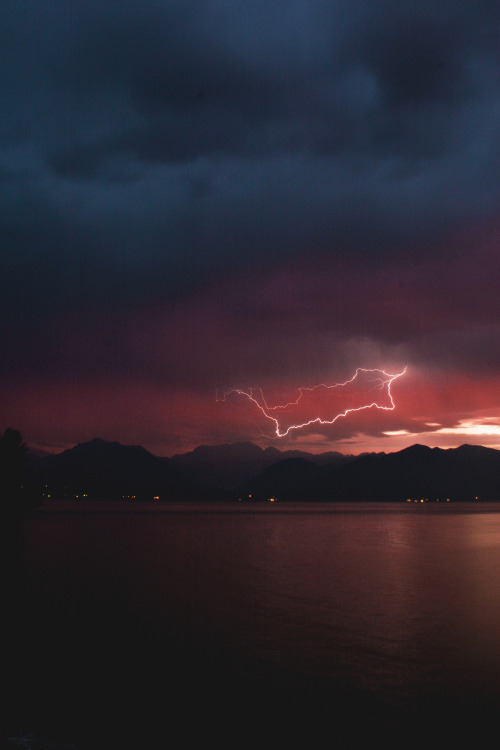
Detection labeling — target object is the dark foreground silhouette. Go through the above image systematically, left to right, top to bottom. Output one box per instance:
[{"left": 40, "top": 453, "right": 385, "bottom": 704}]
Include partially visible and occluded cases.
[{"left": 0, "top": 429, "right": 33, "bottom": 748}]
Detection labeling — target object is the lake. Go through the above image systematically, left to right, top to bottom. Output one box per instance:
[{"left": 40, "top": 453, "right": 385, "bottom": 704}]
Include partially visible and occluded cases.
[{"left": 4, "top": 501, "right": 500, "bottom": 748}]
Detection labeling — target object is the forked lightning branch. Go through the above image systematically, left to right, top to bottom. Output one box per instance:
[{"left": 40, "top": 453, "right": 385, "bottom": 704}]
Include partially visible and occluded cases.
[{"left": 218, "top": 367, "right": 407, "bottom": 437}]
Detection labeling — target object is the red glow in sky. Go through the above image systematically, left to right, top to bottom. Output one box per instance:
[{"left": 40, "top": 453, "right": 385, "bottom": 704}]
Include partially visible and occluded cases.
[
  {"left": 3, "top": 3, "right": 500, "bottom": 458},
  {"left": 219, "top": 367, "right": 407, "bottom": 438}
]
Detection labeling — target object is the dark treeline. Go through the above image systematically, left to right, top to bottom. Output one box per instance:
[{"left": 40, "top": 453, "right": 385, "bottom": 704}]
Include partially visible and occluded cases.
[
  {"left": 0, "top": 426, "right": 32, "bottom": 568},
  {"left": 0, "top": 427, "right": 29, "bottom": 509},
  {"left": 0, "top": 428, "right": 33, "bottom": 741}
]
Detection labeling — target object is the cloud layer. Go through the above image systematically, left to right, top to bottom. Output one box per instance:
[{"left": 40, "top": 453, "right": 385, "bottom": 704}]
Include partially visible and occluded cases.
[{"left": 2, "top": 1, "right": 500, "bottom": 453}]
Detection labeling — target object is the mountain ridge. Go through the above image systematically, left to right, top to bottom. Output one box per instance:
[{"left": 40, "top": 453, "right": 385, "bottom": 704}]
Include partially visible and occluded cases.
[
  {"left": 23, "top": 438, "right": 500, "bottom": 503},
  {"left": 170, "top": 440, "right": 352, "bottom": 489}
]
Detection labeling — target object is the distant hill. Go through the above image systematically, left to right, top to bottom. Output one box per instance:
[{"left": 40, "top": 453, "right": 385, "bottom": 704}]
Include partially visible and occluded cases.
[
  {"left": 26, "top": 438, "right": 221, "bottom": 501},
  {"left": 23, "top": 439, "right": 500, "bottom": 503},
  {"left": 170, "top": 441, "right": 352, "bottom": 489},
  {"left": 237, "top": 443, "right": 500, "bottom": 502},
  {"left": 320, "top": 443, "right": 500, "bottom": 501},
  {"left": 236, "top": 457, "right": 325, "bottom": 501}
]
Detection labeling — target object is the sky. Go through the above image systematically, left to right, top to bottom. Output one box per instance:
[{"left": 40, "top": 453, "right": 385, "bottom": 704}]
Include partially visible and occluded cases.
[{"left": 2, "top": 0, "right": 500, "bottom": 457}]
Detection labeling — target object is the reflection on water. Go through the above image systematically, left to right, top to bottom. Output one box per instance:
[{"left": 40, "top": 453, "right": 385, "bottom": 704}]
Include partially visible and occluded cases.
[{"left": 5, "top": 502, "right": 500, "bottom": 748}]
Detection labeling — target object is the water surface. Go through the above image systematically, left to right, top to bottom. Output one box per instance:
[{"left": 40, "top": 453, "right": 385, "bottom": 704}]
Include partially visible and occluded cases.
[{"left": 5, "top": 501, "right": 500, "bottom": 748}]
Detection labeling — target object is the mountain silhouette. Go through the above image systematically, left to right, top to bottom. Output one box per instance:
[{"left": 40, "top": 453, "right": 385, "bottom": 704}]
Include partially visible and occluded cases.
[
  {"left": 26, "top": 437, "right": 221, "bottom": 501},
  {"left": 23, "top": 438, "right": 500, "bottom": 503},
  {"left": 170, "top": 441, "right": 351, "bottom": 489},
  {"left": 237, "top": 443, "right": 500, "bottom": 502},
  {"left": 316, "top": 443, "right": 500, "bottom": 501},
  {"left": 237, "top": 457, "right": 325, "bottom": 501}
]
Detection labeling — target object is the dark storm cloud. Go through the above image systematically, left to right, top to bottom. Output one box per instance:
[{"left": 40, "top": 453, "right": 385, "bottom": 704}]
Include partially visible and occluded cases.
[
  {"left": 2, "top": 0, "right": 500, "bottom": 380},
  {"left": 37, "top": 0, "right": 500, "bottom": 225}
]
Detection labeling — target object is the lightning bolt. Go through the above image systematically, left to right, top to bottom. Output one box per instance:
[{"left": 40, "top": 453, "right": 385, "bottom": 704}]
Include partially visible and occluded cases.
[{"left": 218, "top": 366, "right": 407, "bottom": 437}]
